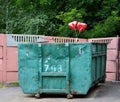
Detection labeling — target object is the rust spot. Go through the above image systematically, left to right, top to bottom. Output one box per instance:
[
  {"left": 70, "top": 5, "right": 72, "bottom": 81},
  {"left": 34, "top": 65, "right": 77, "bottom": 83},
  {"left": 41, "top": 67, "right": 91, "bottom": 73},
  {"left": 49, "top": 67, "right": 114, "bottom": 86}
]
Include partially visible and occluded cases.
[
  {"left": 67, "top": 83, "right": 70, "bottom": 89},
  {"left": 72, "top": 90, "right": 77, "bottom": 94}
]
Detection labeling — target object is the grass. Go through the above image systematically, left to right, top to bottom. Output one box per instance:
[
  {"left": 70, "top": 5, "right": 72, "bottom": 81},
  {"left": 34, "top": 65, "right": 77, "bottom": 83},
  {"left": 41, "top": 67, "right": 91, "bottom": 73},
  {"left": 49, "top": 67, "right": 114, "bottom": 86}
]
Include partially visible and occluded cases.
[
  {"left": 0, "top": 82, "right": 19, "bottom": 88},
  {"left": 6, "top": 82, "right": 19, "bottom": 87},
  {"left": 0, "top": 83, "right": 3, "bottom": 88}
]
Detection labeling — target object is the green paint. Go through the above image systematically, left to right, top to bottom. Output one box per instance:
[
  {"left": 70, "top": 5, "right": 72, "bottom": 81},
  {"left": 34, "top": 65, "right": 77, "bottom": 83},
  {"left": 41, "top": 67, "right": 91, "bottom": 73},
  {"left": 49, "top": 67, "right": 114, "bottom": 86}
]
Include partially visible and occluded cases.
[
  {"left": 18, "top": 43, "right": 107, "bottom": 95},
  {"left": 18, "top": 44, "right": 39, "bottom": 94}
]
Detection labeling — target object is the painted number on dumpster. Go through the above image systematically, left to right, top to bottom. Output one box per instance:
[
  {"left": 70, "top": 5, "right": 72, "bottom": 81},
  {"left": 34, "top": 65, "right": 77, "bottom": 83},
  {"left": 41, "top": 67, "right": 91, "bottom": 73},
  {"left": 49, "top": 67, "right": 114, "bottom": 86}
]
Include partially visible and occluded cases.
[
  {"left": 79, "top": 47, "right": 84, "bottom": 55},
  {"left": 44, "top": 65, "right": 63, "bottom": 72}
]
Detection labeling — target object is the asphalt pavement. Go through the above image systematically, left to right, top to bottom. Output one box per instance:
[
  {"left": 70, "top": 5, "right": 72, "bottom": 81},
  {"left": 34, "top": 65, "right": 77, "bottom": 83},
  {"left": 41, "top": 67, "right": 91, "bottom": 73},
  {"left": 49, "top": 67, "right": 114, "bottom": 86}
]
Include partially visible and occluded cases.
[{"left": 0, "top": 81, "right": 120, "bottom": 102}]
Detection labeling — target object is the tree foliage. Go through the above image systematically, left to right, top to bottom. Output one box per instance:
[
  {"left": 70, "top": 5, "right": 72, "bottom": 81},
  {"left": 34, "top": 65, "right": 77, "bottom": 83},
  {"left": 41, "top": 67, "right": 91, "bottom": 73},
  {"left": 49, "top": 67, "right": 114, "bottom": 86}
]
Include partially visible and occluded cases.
[{"left": 0, "top": 0, "right": 120, "bottom": 38}]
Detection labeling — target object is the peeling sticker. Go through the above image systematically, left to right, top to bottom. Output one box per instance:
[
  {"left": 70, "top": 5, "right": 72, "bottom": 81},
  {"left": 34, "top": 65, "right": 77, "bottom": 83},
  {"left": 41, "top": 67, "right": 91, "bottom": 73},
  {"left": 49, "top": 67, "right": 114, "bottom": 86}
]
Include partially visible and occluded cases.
[
  {"left": 38, "top": 44, "right": 41, "bottom": 47},
  {"left": 26, "top": 52, "right": 29, "bottom": 56},
  {"left": 48, "top": 57, "right": 50, "bottom": 60},
  {"left": 45, "top": 60, "right": 48, "bottom": 63}
]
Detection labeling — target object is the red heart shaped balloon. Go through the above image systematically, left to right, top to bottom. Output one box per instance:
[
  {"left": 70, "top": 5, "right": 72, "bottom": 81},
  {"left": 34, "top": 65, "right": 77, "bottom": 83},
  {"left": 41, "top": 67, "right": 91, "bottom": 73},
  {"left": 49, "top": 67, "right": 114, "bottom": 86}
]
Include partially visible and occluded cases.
[
  {"left": 68, "top": 21, "right": 78, "bottom": 30},
  {"left": 68, "top": 21, "right": 87, "bottom": 33},
  {"left": 72, "top": 21, "right": 78, "bottom": 28},
  {"left": 68, "top": 22, "right": 75, "bottom": 30},
  {"left": 76, "top": 22, "right": 82, "bottom": 32},
  {"left": 77, "top": 22, "right": 87, "bottom": 32}
]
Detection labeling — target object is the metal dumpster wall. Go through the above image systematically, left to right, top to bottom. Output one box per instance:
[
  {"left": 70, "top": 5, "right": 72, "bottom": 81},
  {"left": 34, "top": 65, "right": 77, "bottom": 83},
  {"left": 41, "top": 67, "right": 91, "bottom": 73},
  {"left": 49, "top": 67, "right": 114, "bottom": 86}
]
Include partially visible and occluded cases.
[
  {"left": 88, "top": 37, "right": 119, "bottom": 81},
  {"left": 18, "top": 43, "right": 107, "bottom": 95},
  {"left": 69, "top": 43, "right": 92, "bottom": 94},
  {"left": 91, "top": 43, "right": 107, "bottom": 83},
  {"left": 18, "top": 44, "right": 39, "bottom": 94}
]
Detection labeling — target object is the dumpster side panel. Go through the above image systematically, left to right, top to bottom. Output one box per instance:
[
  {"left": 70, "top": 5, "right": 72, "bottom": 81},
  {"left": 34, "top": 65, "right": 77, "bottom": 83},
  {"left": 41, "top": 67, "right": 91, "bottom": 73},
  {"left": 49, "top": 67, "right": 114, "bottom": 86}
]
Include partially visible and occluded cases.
[
  {"left": 70, "top": 43, "right": 92, "bottom": 94},
  {"left": 92, "top": 43, "right": 107, "bottom": 84},
  {"left": 18, "top": 44, "right": 39, "bottom": 94},
  {"left": 100, "top": 44, "right": 107, "bottom": 81}
]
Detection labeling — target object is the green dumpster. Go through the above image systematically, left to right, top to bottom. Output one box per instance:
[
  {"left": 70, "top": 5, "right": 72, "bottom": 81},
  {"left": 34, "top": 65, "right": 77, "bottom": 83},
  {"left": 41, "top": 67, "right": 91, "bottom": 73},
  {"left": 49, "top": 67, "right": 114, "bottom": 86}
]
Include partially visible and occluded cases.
[{"left": 18, "top": 42, "right": 107, "bottom": 98}]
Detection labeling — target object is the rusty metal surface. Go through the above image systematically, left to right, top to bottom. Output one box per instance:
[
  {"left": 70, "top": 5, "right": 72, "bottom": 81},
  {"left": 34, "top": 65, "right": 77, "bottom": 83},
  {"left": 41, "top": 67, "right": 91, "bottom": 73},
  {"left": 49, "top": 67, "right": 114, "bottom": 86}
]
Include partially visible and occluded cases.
[{"left": 71, "top": 90, "right": 77, "bottom": 94}]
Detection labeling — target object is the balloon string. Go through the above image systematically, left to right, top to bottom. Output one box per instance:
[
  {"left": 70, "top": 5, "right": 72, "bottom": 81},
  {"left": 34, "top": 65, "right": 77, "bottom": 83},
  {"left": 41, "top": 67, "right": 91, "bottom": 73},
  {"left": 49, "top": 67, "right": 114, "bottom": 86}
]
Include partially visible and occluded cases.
[{"left": 75, "top": 30, "right": 78, "bottom": 42}]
